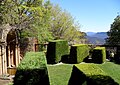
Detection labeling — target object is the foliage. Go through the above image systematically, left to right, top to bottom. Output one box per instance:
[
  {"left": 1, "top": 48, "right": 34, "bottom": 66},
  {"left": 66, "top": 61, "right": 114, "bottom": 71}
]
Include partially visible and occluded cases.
[
  {"left": 0, "top": 0, "right": 53, "bottom": 43},
  {"left": 1, "top": 0, "right": 86, "bottom": 44},
  {"left": 29, "top": 0, "right": 54, "bottom": 43},
  {"left": 48, "top": 4, "right": 86, "bottom": 44},
  {"left": 106, "top": 15, "right": 120, "bottom": 45},
  {"left": 46, "top": 40, "right": 69, "bottom": 64},
  {"left": 69, "top": 44, "right": 90, "bottom": 63},
  {"left": 92, "top": 47, "right": 106, "bottom": 64},
  {"left": 14, "top": 52, "right": 49, "bottom": 85},
  {"left": 18, "top": 52, "right": 47, "bottom": 69},
  {"left": 47, "top": 62, "right": 120, "bottom": 85},
  {"left": 98, "top": 62, "right": 120, "bottom": 84},
  {"left": 69, "top": 63, "right": 118, "bottom": 85},
  {"left": 48, "top": 64, "right": 73, "bottom": 85},
  {"left": 75, "top": 64, "right": 106, "bottom": 76}
]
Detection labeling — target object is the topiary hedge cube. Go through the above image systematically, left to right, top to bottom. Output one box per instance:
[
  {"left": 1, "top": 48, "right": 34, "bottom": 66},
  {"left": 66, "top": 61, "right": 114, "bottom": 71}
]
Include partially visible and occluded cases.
[
  {"left": 46, "top": 40, "right": 69, "bottom": 64},
  {"left": 69, "top": 44, "right": 90, "bottom": 64},
  {"left": 92, "top": 47, "right": 106, "bottom": 64},
  {"left": 14, "top": 52, "right": 50, "bottom": 85},
  {"left": 68, "top": 64, "right": 118, "bottom": 85}
]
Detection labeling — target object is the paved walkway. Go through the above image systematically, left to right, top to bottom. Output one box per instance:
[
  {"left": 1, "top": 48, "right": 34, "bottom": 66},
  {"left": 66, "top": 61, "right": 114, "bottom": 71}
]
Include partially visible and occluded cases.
[
  {"left": 0, "top": 75, "right": 14, "bottom": 85},
  {"left": 0, "top": 79, "right": 13, "bottom": 85}
]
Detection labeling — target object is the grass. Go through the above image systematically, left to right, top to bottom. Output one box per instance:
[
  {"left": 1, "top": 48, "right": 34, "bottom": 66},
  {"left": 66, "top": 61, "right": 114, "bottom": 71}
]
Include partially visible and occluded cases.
[
  {"left": 8, "top": 53, "right": 120, "bottom": 85},
  {"left": 7, "top": 62, "right": 120, "bottom": 85},
  {"left": 47, "top": 62, "right": 120, "bottom": 85},
  {"left": 98, "top": 62, "right": 120, "bottom": 84},
  {"left": 8, "top": 63, "right": 73, "bottom": 85},
  {"left": 47, "top": 64, "right": 73, "bottom": 85}
]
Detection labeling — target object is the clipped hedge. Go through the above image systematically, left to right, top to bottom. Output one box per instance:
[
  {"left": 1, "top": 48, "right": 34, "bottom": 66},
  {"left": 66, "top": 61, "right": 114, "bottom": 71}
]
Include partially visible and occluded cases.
[
  {"left": 46, "top": 40, "right": 69, "bottom": 64},
  {"left": 69, "top": 44, "right": 90, "bottom": 63},
  {"left": 92, "top": 47, "right": 106, "bottom": 64},
  {"left": 14, "top": 52, "right": 49, "bottom": 85},
  {"left": 69, "top": 64, "right": 118, "bottom": 85}
]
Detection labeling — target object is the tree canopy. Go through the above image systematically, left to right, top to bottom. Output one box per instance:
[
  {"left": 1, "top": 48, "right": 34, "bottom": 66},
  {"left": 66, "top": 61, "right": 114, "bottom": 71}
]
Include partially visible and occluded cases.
[
  {"left": 0, "top": 0, "right": 86, "bottom": 44},
  {"left": 0, "top": 0, "right": 53, "bottom": 43},
  {"left": 48, "top": 4, "right": 86, "bottom": 44},
  {"left": 106, "top": 15, "right": 120, "bottom": 45}
]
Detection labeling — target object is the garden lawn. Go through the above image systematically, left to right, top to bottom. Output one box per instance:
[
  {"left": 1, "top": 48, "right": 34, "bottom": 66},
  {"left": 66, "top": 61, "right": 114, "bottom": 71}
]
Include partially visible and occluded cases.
[
  {"left": 47, "top": 62, "right": 120, "bottom": 85},
  {"left": 98, "top": 62, "right": 120, "bottom": 84},
  {"left": 47, "top": 64, "right": 73, "bottom": 85}
]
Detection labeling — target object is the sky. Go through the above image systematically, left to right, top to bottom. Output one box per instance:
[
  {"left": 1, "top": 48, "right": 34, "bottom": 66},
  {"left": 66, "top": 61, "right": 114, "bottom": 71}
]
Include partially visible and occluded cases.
[{"left": 50, "top": 0, "right": 120, "bottom": 32}]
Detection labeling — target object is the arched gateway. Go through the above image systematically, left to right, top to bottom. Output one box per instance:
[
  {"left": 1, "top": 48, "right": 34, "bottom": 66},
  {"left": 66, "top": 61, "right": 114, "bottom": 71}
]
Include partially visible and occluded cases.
[{"left": 0, "top": 24, "right": 20, "bottom": 75}]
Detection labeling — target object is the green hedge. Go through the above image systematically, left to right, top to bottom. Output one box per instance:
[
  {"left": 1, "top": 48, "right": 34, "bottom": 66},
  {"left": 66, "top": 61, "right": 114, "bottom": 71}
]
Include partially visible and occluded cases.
[
  {"left": 46, "top": 40, "right": 69, "bottom": 64},
  {"left": 69, "top": 44, "right": 90, "bottom": 63},
  {"left": 92, "top": 47, "right": 106, "bottom": 64},
  {"left": 14, "top": 52, "right": 49, "bottom": 85},
  {"left": 68, "top": 64, "right": 118, "bottom": 85}
]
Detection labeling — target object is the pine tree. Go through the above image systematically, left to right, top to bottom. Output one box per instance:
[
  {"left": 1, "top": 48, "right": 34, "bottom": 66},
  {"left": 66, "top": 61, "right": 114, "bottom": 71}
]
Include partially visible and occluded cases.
[{"left": 106, "top": 15, "right": 120, "bottom": 45}]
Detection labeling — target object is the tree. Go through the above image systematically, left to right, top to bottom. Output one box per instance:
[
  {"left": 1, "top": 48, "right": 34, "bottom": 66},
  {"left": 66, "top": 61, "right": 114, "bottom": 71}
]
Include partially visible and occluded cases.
[
  {"left": 0, "top": 0, "right": 53, "bottom": 43},
  {"left": 20, "top": 0, "right": 53, "bottom": 43},
  {"left": 1, "top": 1, "right": 86, "bottom": 44},
  {"left": 48, "top": 4, "right": 86, "bottom": 44},
  {"left": 106, "top": 15, "right": 120, "bottom": 45}
]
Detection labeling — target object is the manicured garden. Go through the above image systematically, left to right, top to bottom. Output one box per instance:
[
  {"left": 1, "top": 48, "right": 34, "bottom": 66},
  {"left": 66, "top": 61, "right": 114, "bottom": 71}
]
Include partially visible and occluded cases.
[
  {"left": 12, "top": 40, "right": 120, "bottom": 85},
  {"left": 12, "top": 52, "right": 120, "bottom": 85},
  {"left": 48, "top": 62, "right": 120, "bottom": 85}
]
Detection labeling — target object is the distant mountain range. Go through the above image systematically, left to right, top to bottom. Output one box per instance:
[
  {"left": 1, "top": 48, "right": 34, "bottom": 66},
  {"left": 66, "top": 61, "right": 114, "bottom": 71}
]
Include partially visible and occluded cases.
[{"left": 86, "top": 32, "right": 108, "bottom": 45}]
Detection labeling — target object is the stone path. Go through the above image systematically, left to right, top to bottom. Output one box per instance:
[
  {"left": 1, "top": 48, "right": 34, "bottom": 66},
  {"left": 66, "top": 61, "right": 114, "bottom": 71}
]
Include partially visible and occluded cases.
[
  {"left": 0, "top": 75, "right": 14, "bottom": 85},
  {"left": 0, "top": 79, "right": 13, "bottom": 85}
]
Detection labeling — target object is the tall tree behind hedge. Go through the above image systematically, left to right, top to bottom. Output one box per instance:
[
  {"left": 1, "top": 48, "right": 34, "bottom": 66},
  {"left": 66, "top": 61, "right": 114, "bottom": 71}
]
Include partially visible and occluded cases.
[
  {"left": 0, "top": 0, "right": 53, "bottom": 43},
  {"left": 31, "top": 0, "right": 53, "bottom": 43},
  {"left": 49, "top": 4, "right": 86, "bottom": 44},
  {"left": 106, "top": 15, "right": 120, "bottom": 45}
]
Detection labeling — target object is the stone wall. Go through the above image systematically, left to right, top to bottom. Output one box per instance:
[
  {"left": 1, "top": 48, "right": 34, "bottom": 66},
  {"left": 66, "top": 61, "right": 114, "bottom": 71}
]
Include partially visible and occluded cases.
[{"left": 20, "top": 37, "right": 38, "bottom": 58}]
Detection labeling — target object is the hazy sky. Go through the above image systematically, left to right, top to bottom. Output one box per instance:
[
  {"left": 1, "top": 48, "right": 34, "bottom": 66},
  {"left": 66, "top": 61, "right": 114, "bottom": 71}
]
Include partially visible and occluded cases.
[{"left": 50, "top": 0, "right": 120, "bottom": 32}]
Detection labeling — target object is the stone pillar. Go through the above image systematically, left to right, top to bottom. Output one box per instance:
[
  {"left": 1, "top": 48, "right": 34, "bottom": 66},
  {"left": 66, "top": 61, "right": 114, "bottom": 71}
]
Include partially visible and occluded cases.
[
  {"left": 15, "top": 44, "right": 18, "bottom": 67},
  {"left": 0, "top": 45, "right": 2, "bottom": 75},
  {"left": 2, "top": 45, "right": 7, "bottom": 74},
  {"left": 4, "top": 45, "right": 7, "bottom": 74},
  {"left": 8, "top": 45, "right": 11, "bottom": 67},
  {"left": 18, "top": 45, "right": 21, "bottom": 64},
  {"left": 2, "top": 46, "right": 4, "bottom": 75}
]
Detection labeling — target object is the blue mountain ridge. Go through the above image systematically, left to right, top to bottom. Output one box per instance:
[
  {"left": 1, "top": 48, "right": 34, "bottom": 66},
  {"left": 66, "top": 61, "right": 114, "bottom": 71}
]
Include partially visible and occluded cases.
[{"left": 86, "top": 32, "right": 108, "bottom": 45}]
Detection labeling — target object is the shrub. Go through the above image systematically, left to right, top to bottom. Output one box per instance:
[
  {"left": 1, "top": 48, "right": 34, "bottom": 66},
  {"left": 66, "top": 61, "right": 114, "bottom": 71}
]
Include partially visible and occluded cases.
[
  {"left": 46, "top": 40, "right": 69, "bottom": 64},
  {"left": 69, "top": 44, "right": 90, "bottom": 63},
  {"left": 92, "top": 47, "right": 106, "bottom": 64},
  {"left": 13, "top": 52, "right": 50, "bottom": 85},
  {"left": 68, "top": 64, "right": 118, "bottom": 85}
]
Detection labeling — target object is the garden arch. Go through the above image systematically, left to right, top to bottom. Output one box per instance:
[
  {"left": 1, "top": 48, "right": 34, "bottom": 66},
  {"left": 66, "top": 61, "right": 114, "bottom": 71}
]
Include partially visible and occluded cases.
[{"left": 0, "top": 24, "right": 20, "bottom": 75}]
